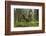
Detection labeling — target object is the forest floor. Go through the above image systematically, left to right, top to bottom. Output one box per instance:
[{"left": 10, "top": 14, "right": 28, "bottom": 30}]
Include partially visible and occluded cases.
[{"left": 14, "top": 21, "right": 39, "bottom": 27}]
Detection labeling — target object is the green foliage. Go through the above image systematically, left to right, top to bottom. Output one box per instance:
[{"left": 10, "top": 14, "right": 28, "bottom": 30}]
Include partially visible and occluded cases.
[
  {"left": 14, "top": 9, "right": 39, "bottom": 27},
  {"left": 14, "top": 21, "right": 39, "bottom": 27}
]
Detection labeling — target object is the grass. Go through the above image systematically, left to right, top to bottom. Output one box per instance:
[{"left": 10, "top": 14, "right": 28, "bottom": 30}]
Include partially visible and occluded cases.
[
  {"left": 14, "top": 16, "right": 39, "bottom": 27},
  {"left": 14, "top": 21, "right": 39, "bottom": 27}
]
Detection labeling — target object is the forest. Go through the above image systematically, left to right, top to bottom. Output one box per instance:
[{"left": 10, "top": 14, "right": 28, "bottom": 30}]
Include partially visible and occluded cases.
[{"left": 14, "top": 8, "right": 39, "bottom": 27}]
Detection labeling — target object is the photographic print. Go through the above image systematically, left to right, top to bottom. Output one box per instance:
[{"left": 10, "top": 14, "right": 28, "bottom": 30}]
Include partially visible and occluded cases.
[
  {"left": 5, "top": 1, "right": 45, "bottom": 35},
  {"left": 14, "top": 8, "right": 39, "bottom": 27}
]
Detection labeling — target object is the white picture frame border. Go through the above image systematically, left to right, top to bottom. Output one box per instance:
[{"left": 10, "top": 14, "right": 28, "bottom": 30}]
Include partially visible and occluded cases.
[{"left": 10, "top": 5, "right": 42, "bottom": 32}]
